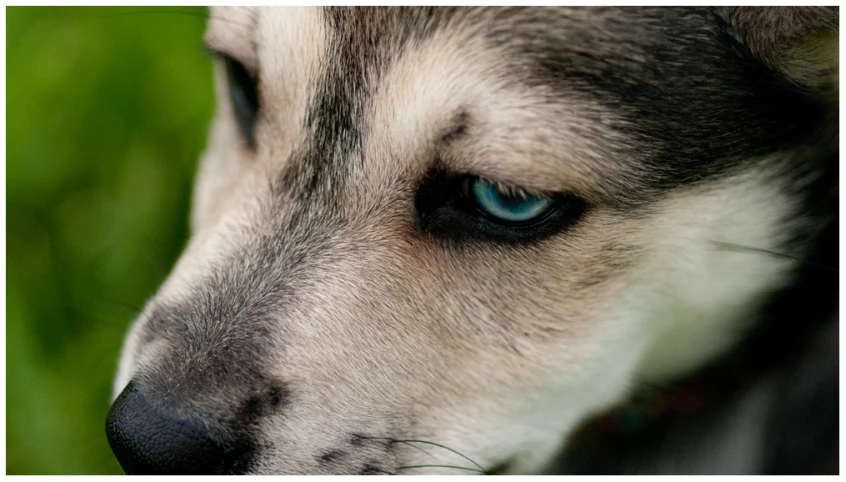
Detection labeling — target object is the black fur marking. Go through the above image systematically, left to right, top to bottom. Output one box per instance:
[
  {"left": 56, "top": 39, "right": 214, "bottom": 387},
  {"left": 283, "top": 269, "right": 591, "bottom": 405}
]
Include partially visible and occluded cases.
[
  {"left": 504, "top": 7, "right": 831, "bottom": 197},
  {"left": 281, "top": 8, "right": 454, "bottom": 212},
  {"left": 282, "top": 8, "right": 380, "bottom": 211},
  {"left": 440, "top": 110, "right": 470, "bottom": 145},
  {"left": 239, "top": 383, "right": 291, "bottom": 424},
  {"left": 268, "top": 384, "right": 290, "bottom": 408},
  {"left": 241, "top": 395, "right": 262, "bottom": 421},
  {"left": 225, "top": 439, "right": 258, "bottom": 475},
  {"left": 316, "top": 449, "right": 347, "bottom": 465}
]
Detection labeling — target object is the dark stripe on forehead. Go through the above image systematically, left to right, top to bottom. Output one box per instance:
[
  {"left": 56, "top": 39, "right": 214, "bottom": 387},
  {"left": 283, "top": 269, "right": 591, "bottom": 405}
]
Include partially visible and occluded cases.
[
  {"left": 281, "top": 8, "right": 455, "bottom": 207},
  {"left": 281, "top": 8, "right": 382, "bottom": 205}
]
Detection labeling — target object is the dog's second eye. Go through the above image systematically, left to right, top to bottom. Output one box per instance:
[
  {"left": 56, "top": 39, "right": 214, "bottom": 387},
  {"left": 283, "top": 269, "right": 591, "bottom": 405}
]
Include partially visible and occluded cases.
[
  {"left": 222, "top": 56, "right": 259, "bottom": 148},
  {"left": 467, "top": 178, "right": 554, "bottom": 225}
]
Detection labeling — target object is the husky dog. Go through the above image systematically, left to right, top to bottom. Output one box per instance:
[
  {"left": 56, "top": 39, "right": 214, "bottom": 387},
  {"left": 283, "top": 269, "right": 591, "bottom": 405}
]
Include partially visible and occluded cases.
[{"left": 106, "top": 7, "right": 838, "bottom": 474}]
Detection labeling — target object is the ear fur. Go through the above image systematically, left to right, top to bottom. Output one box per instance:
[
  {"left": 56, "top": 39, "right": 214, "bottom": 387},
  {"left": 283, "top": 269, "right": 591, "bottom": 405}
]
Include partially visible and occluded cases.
[{"left": 721, "top": 6, "right": 838, "bottom": 97}]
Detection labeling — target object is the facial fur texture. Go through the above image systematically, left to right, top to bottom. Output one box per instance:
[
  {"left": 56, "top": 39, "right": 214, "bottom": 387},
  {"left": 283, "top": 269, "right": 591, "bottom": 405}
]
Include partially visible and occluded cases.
[{"left": 112, "top": 7, "right": 837, "bottom": 474}]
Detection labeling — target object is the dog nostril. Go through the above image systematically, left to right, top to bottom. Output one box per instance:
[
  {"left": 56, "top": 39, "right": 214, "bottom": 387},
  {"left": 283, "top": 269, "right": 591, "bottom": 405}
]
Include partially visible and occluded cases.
[{"left": 105, "top": 380, "right": 253, "bottom": 474}]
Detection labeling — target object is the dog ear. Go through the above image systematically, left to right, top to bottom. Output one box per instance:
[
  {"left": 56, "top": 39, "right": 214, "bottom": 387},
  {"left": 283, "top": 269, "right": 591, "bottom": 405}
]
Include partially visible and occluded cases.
[{"left": 721, "top": 7, "right": 838, "bottom": 97}]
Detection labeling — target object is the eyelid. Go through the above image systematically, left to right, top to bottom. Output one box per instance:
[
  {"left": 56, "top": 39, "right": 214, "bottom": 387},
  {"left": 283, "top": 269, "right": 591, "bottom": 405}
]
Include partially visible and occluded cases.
[
  {"left": 203, "top": 43, "right": 232, "bottom": 61},
  {"left": 203, "top": 44, "right": 258, "bottom": 78},
  {"left": 461, "top": 172, "right": 555, "bottom": 199},
  {"left": 490, "top": 180, "right": 545, "bottom": 199}
]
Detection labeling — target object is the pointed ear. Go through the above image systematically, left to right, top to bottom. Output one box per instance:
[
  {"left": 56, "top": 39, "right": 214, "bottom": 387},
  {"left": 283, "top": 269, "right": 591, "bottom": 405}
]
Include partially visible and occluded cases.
[{"left": 722, "top": 6, "right": 838, "bottom": 97}]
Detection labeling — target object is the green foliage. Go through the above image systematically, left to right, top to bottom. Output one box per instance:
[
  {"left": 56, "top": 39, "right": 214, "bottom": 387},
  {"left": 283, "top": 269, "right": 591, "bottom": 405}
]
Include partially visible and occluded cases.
[{"left": 7, "top": 7, "right": 214, "bottom": 474}]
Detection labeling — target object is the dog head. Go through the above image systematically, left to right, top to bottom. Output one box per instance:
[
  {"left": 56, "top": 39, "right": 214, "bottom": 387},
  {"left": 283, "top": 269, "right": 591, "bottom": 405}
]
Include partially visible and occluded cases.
[{"left": 106, "top": 7, "right": 837, "bottom": 474}]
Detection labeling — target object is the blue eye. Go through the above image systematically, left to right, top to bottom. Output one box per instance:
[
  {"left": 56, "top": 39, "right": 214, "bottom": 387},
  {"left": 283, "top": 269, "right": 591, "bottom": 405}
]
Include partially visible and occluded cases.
[{"left": 469, "top": 178, "right": 554, "bottom": 224}]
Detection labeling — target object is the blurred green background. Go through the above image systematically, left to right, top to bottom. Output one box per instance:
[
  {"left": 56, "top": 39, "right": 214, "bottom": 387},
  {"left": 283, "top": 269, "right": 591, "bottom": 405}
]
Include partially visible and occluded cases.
[{"left": 8, "top": 6, "right": 214, "bottom": 474}]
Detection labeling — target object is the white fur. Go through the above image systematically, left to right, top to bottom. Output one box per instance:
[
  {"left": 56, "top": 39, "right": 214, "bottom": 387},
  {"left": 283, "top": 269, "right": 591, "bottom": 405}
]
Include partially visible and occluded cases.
[{"left": 630, "top": 172, "right": 798, "bottom": 383}]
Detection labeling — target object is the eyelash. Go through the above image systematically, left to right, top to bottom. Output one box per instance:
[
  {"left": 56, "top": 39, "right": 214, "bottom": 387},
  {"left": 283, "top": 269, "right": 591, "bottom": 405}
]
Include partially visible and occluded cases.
[{"left": 414, "top": 171, "right": 587, "bottom": 244}]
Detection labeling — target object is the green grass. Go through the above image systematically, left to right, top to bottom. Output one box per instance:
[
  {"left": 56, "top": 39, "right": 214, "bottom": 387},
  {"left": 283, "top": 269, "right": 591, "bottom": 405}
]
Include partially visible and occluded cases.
[{"left": 7, "top": 6, "right": 214, "bottom": 474}]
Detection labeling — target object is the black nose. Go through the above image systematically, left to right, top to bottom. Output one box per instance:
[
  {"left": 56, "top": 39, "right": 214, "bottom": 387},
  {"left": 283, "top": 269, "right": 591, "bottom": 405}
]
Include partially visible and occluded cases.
[{"left": 106, "top": 380, "right": 252, "bottom": 474}]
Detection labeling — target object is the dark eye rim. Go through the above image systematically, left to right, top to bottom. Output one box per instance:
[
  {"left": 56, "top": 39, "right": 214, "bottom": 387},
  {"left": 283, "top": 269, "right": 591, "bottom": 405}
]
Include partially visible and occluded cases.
[
  {"left": 209, "top": 50, "right": 259, "bottom": 149},
  {"left": 415, "top": 171, "right": 588, "bottom": 244}
]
